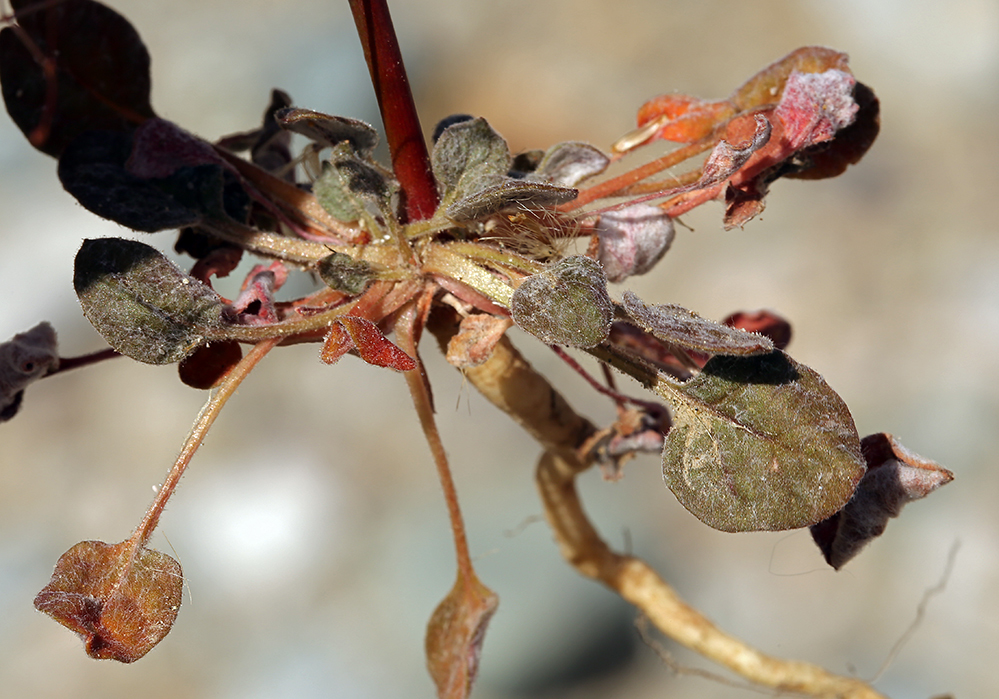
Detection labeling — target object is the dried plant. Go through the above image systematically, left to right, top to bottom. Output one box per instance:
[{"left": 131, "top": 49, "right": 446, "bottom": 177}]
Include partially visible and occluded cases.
[{"left": 0, "top": 0, "right": 954, "bottom": 697}]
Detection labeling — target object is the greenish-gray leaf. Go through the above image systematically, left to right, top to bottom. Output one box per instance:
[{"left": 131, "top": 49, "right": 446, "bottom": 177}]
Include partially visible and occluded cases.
[
  {"left": 275, "top": 108, "right": 378, "bottom": 156},
  {"left": 432, "top": 117, "right": 511, "bottom": 206},
  {"left": 529, "top": 141, "right": 610, "bottom": 187},
  {"left": 313, "top": 142, "right": 395, "bottom": 222},
  {"left": 446, "top": 179, "right": 577, "bottom": 222},
  {"left": 74, "top": 238, "right": 225, "bottom": 364},
  {"left": 317, "top": 252, "right": 375, "bottom": 295},
  {"left": 511, "top": 256, "right": 613, "bottom": 348},
  {"left": 623, "top": 290, "right": 773, "bottom": 356},
  {"left": 657, "top": 350, "right": 865, "bottom": 532}
]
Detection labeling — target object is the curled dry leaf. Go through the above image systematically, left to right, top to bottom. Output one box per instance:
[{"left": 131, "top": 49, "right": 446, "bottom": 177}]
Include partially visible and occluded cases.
[
  {"left": 275, "top": 107, "right": 378, "bottom": 156},
  {"left": 595, "top": 204, "right": 675, "bottom": 283},
  {"left": 74, "top": 238, "right": 226, "bottom": 364},
  {"left": 511, "top": 256, "right": 613, "bottom": 348},
  {"left": 622, "top": 290, "right": 774, "bottom": 356},
  {"left": 445, "top": 314, "right": 513, "bottom": 369},
  {"left": 320, "top": 316, "right": 417, "bottom": 371},
  {"left": 0, "top": 321, "right": 59, "bottom": 421},
  {"left": 657, "top": 351, "right": 866, "bottom": 531},
  {"left": 810, "top": 433, "right": 955, "bottom": 569},
  {"left": 34, "top": 539, "right": 182, "bottom": 663},
  {"left": 425, "top": 569, "right": 499, "bottom": 699}
]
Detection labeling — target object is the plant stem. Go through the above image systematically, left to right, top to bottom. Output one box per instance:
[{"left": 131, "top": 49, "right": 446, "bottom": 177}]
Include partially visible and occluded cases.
[
  {"left": 348, "top": 0, "right": 439, "bottom": 222},
  {"left": 396, "top": 297, "right": 475, "bottom": 578},
  {"left": 130, "top": 338, "right": 280, "bottom": 548}
]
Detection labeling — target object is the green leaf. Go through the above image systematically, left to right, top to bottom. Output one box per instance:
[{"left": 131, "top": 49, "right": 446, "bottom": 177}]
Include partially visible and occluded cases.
[
  {"left": 432, "top": 117, "right": 510, "bottom": 206},
  {"left": 313, "top": 142, "right": 395, "bottom": 222},
  {"left": 445, "top": 179, "right": 576, "bottom": 222},
  {"left": 74, "top": 238, "right": 225, "bottom": 364},
  {"left": 316, "top": 252, "right": 375, "bottom": 295},
  {"left": 511, "top": 256, "right": 613, "bottom": 348},
  {"left": 622, "top": 290, "right": 773, "bottom": 356},
  {"left": 656, "top": 350, "right": 865, "bottom": 531}
]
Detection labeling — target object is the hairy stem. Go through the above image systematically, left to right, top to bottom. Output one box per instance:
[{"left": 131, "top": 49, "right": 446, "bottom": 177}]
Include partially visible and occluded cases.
[{"left": 130, "top": 338, "right": 280, "bottom": 547}]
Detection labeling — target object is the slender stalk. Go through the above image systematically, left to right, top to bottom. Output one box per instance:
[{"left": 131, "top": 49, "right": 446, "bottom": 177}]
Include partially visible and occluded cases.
[
  {"left": 348, "top": 0, "right": 439, "bottom": 222},
  {"left": 561, "top": 138, "right": 715, "bottom": 211},
  {"left": 396, "top": 298, "right": 475, "bottom": 577},
  {"left": 130, "top": 338, "right": 279, "bottom": 547}
]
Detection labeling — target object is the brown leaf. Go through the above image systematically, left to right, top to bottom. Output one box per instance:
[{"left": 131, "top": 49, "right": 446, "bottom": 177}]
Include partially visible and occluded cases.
[
  {"left": 445, "top": 314, "right": 512, "bottom": 369},
  {"left": 320, "top": 316, "right": 417, "bottom": 371},
  {"left": 810, "top": 433, "right": 954, "bottom": 569},
  {"left": 34, "top": 539, "right": 182, "bottom": 662},
  {"left": 426, "top": 569, "right": 499, "bottom": 699}
]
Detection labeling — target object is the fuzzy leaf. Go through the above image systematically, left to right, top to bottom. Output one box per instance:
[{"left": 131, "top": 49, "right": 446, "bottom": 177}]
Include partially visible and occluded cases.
[
  {"left": 0, "top": 0, "right": 155, "bottom": 157},
  {"left": 275, "top": 107, "right": 378, "bottom": 156},
  {"left": 432, "top": 117, "right": 510, "bottom": 205},
  {"left": 529, "top": 141, "right": 610, "bottom": 187},
  {"left": 313, "top": 142, "right": 395, "bottom": 222},
  {"left": 445, "top": 179, "right": 576, "bottom": 222},
  {"left": 596, "top": 204, "right": 675, "bottom": 283},
  {"left": 74, "top": 238, "right": 225, "bottom": 364},
  {"left": 317, "top": 252, "right": 375, "bottom": 295},
  {"left": 511, "top": 256, "right": 613, "bottom": 348},
  {"left": 623, "top": 291, "right": 774, "bottom": 356},
  {"left": 0, "top": 322, "right": 59, "bottom": 421},
  {"left": 657, "top": 350, "right": 866, "bottom": 531},
  {"left": 810, "top": 433, "right": 954, "bottom": 569},
  {"left": 34, "top": 539, "right": 182, "bottom": 662},
  {"left": 426, "top": 569, "right": 498, "bottom": 699}
]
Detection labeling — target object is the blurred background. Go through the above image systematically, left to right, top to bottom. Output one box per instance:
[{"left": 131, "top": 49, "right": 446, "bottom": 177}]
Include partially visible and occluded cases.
[{"left": 1, "top": 0, "right": 995, "bottom": 697}]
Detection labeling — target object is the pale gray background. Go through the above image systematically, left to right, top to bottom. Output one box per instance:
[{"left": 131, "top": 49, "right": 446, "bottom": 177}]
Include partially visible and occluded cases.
[{"left": 1, "top": 1, "right": 994, "bottom": 697}]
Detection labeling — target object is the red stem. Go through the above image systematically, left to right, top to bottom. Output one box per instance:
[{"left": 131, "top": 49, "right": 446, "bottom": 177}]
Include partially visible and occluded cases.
[{"left": 348, "top": 0, "right": 439, "bottom": 222}]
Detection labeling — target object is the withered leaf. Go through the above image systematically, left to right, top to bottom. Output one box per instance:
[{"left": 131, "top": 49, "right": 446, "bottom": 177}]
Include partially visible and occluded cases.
[
  {"left": 0, "top": 0, "right": 155, "bottom": 157},
  {"left": 275, "top": 107, "right": 378, "bottom": 156},
  {"left": 596, "top": 205, "right": 675, "bottom": 283},
  {"left": 74, "top": 238, "right": 225, "bottom": 364},
  {"left": 511, "top": 256, "right": 613, "bottom": 348},
  {"left": 622, "top": 290, "right": 774, "bottom": 356},
  {"left": 445, "top": 314, "right": 512, "bottom": 369},
  {"left": 320, "top": 316, "right": 416, "bottom": 372},
  {"left": 0, "top": 321, "right": 59, "bottom": 421},
  {"left": 657, "top": 351, "right": 866, "bottom": 531},
  {"left": 810, "top": 433, "right": 954, "bottom": 569},
  {"left": 34, "top": 539, "right": 182, "bottom": 663},
  {"left": 426, "top": 569, "right": 498, "bottom": 699}
]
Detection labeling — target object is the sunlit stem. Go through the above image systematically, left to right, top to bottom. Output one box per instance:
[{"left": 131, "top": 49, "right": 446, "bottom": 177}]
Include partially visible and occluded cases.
[
  {"left": 348, "top": 0, "right": 439, "bottom": 222},
  {"left": 561, "top": 138, "right": 715, "bottom": 212},
  {"left": 396, "top": 300, "right": 475, "bottom": 578},
  {"left": 130, "top": 338, "right": 280, "bottom": 547}
]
